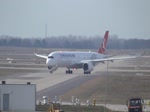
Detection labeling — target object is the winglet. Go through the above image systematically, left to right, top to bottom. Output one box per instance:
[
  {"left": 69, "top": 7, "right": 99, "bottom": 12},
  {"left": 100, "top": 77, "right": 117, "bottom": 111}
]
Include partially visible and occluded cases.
[
  {"left": 98, "top": 31, "right": 109, "bottom": 54},
  {"left": 136, "top": 50, "right": 146, "bottom": 57},
  {"left": 141, "top": 50, "right": 146, "bottom": 56}
]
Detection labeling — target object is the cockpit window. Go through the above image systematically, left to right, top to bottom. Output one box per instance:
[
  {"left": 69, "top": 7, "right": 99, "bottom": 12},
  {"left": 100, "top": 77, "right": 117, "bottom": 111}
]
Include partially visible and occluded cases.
[{"left": 48, "top": 56, "right": 54, "bottom": 59}]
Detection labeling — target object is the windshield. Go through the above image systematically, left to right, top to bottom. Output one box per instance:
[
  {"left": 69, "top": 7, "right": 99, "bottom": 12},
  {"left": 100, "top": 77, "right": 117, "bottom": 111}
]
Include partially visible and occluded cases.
[
  {"left": 48, "top": 56, "right": 54, "bottom": 59},
  {"left": 129, "top": 99, "right": 141, "bottom": 106}
]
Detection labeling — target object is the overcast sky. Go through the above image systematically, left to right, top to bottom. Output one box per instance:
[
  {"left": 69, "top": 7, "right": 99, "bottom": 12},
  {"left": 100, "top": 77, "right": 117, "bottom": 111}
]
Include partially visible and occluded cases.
[{"left": 0, "top": 0, "right": 150, "bottom": 39}]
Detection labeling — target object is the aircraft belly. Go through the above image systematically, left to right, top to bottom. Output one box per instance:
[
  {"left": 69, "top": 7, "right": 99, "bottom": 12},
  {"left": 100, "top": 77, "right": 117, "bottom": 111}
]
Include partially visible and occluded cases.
[{"left": 70, "top": 64, "right": 82, "bottom": 69}]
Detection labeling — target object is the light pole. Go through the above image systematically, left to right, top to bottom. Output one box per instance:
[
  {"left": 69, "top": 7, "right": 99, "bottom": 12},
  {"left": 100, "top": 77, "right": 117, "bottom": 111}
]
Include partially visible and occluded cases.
[
  {"left": 45, "top": 24, "right": 47, "bottom": 38},
  {"left": 104, "top": 60, "right": 109, "bottom": 112}
]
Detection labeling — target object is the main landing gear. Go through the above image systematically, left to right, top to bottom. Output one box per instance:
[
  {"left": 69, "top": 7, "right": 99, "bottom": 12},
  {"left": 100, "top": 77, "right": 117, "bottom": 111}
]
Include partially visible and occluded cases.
[
  {"left": 66, "top": 69, "right": 73, "bottom": 74},
  {"left": 50, "top": 71, "right": 53, "bottom": 74}
]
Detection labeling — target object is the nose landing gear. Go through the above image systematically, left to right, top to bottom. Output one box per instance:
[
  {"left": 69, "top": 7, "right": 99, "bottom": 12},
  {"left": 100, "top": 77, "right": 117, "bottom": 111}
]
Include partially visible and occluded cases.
[{"left": 48, "top": 66, "right": 58, "bottom": 74}]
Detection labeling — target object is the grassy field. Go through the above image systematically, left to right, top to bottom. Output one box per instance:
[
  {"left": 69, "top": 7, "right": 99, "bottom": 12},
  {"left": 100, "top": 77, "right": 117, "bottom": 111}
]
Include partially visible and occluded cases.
[
  {"left": 59, "top": 53, "right": 150, "bottom": 104},
  {"left": 61, "top": 71, "right": 150, "bottom": 104}
]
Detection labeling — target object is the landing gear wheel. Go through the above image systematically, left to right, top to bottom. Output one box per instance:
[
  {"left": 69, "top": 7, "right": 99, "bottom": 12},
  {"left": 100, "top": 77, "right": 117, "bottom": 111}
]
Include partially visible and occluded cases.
[
  {"left": 66, "top": 70, "right": 73, "bottom": 74},
  {"left": 66, "top": 70, "right": 68, "bottom": 74},
  {"left": 70, "top": 70, "right": 73, "bottom": 74},
  {"left": 50, "top": 71, "right": 53, "bottom": 74}
]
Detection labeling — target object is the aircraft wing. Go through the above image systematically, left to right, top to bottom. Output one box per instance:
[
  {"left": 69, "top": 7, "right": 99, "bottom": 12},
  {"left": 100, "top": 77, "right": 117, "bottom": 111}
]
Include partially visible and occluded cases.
[
  {"left": 81, "top": 52, "right": 145, "bottom": 63},
  {"left": 34, "top": 53, "right": 47, "bottom": 59},
  {"left": 81, "top": 56, "right": 137, "bottom": 63}
]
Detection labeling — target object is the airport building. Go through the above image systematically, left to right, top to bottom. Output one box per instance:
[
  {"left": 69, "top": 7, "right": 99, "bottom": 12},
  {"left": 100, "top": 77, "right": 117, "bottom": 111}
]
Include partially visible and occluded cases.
[{"left": 0, "top": 81, "right": 36, "bottom": 112}]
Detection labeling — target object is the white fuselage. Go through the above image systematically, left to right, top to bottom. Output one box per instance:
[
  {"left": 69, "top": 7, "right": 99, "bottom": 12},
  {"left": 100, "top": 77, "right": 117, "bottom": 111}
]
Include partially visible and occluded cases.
[{"left": 46, "top": 51, "right": 107, "bottom": 68}]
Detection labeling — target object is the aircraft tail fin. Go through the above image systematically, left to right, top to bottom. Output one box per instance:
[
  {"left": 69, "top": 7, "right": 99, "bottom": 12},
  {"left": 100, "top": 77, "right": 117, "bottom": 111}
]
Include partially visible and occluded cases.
[{"left": 98, "top": 31, "right": 109, "bottom": 54}]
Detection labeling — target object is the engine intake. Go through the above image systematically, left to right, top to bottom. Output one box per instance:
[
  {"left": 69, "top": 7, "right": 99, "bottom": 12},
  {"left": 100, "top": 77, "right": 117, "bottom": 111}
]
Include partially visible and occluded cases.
[{"left": 83, "top": 62, "right": 94, "bottom": 72}]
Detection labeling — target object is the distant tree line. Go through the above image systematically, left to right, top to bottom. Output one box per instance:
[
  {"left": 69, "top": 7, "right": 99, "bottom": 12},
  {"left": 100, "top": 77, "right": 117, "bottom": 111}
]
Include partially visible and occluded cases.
[{"left": 0, "top": 35, "right": 150, "bottom": 49}]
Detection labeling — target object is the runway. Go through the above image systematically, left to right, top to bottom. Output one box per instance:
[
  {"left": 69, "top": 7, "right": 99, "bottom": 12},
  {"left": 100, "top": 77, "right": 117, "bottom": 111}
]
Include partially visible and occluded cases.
[
  {"left": 1, "top": 59, "right": 150, "bottom": 95},
  {"left": 0, "top": 61, "right": 108, "bottom": 100},
  {"left": 0, "top": 67, "right": 105, "bottom": 105},
  {"left": 0, "top": 68, "right": 79, "bottom": 91}
]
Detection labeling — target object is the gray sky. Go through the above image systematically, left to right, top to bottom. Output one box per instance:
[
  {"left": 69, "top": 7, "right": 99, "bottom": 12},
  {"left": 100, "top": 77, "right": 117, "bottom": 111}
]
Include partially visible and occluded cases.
[{"left": 0, "top": 0, "right": 150, "bottom": 39}]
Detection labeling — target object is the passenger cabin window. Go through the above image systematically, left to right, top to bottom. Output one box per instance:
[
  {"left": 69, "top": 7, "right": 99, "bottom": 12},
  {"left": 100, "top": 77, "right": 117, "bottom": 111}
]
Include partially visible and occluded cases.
[{"left": 48, "top": 56, "right": 54, "bottom": 59}]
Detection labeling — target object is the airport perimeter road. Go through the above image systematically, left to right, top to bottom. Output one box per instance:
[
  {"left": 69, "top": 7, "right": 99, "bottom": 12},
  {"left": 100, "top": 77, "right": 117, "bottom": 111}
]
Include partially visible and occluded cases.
[{"left": 56, "top": 102, "right": 150, "bottom": 112}]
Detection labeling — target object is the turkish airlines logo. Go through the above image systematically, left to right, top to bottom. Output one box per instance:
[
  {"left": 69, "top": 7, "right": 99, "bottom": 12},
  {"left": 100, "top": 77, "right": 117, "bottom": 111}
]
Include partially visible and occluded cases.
[
  {"left": 98, "top": 31, "right": 109, "bottom": 54},
  {"left": 100, "top": 37, "right": 107, "bottom": 53},
  {"left": 102, "top": 37, "right": 107, "bottom": 49}
]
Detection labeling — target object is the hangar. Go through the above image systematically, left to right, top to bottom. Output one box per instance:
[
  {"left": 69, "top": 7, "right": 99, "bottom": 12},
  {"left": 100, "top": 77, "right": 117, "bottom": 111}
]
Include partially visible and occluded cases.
[{"left": 0, "top": 81, "right": 36, "bottom": 111}]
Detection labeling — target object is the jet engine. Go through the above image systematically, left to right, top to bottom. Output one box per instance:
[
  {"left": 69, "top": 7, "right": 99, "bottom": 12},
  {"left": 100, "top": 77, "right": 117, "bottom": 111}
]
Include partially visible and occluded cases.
[{"left": 83, "top": 62, "right": 94, "bottom": 72}]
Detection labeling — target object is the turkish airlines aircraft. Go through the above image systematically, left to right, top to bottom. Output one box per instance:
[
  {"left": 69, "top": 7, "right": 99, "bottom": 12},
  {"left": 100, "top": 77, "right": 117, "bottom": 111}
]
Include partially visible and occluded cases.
[{"left": 35, "top": 31, "right": 142, "bottom": 74}]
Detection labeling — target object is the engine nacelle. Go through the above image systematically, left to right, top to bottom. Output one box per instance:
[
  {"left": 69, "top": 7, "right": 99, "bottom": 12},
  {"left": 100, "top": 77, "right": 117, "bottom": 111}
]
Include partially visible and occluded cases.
[{"left": 83, "top": 62, "right": 94, "bottom": 72}]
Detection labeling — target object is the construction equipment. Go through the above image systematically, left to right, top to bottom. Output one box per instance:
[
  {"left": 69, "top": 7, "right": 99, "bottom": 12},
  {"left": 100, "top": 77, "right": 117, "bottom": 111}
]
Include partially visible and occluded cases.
[
  {"left": 126, "top": 97, "right": 144, "bottom": 112},
  {"left": 93, "top": 98, "right": 96, "bottom": 106},
  {"left": 47, "top": 103, "right": 64, "bottom": 112}
]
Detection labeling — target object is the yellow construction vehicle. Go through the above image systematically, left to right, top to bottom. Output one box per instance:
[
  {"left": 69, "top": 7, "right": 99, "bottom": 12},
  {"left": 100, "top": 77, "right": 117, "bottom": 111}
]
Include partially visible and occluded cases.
[
  {"left": 93, "top": 98, "right": 96, "bottom": 106},
  {"left": 47, "top": 103, "right": 64, "bottom": 112}
]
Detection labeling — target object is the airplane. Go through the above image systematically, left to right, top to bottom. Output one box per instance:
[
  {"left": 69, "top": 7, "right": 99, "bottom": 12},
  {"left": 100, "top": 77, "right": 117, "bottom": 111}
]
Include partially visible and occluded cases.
[{"left": 35, "top": 31, "right": 143, "bottom": 74}]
